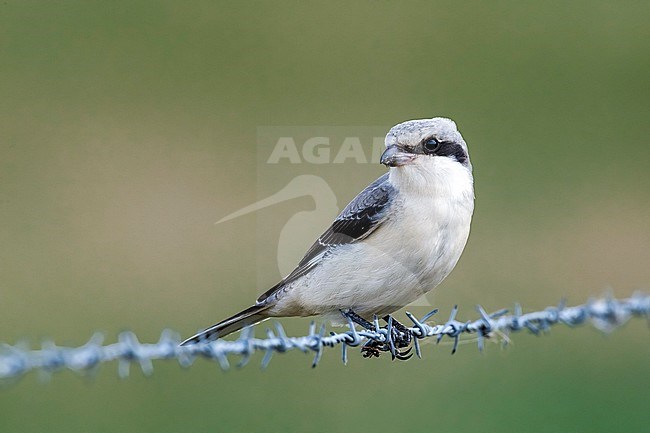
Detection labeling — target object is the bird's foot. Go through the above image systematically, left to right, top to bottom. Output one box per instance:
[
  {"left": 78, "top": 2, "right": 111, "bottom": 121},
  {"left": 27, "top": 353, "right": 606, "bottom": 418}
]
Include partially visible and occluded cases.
[
  {"left": 340, "top": 309, "right": 375, "bottom": 330},
  {"left": 340, "top": 310, "right": 414, "bottom": 360},
  {"left": 359, "top": 315, "right": 414, "bottom": 361},
  {"left": 385, "top": 315, "right": 414, "bottom": 349},
  {"left": 361, "top": 342, "right": 413, "bottom": 360}
]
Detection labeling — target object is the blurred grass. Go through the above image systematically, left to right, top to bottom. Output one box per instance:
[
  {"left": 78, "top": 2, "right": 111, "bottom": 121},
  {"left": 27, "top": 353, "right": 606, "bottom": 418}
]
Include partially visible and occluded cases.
[{"left": 0, "top": 1, "right": 648, "bottom": 432}]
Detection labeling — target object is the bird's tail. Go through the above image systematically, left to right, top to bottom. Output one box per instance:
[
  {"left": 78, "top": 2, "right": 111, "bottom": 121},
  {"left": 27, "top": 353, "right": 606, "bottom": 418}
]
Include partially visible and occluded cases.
[{"left": 180, "top": 304, "right": 270, "bottom": 346}]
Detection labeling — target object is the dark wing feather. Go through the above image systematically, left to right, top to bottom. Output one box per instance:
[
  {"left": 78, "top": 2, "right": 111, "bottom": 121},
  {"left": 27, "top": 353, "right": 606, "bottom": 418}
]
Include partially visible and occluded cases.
[{"left": 257, "top": 173, "right": 394, "bottom": 304}]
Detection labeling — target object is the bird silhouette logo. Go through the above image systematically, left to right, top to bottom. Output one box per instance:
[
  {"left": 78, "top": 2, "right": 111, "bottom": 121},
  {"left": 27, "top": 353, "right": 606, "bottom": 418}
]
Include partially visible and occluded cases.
[{"left": 216, "top": 175, "right": 340, "bottom": 277}]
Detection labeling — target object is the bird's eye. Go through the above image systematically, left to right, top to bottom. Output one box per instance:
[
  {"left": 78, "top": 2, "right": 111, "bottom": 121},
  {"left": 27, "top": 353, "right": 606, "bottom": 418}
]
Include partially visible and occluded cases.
[{"left": 423, "top": 138, "right": 440, "bottom": 154}]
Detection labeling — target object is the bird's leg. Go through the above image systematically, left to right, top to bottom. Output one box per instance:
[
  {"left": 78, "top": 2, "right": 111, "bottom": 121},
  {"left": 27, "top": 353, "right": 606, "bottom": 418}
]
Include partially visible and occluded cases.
[
  {"left": 339, "top": 309, "right": 386, "bottom": 359},
  {"left": 340, "top": 309, "right": 375, "bottom": 331},
  {"left": 340, "top": 309, "right": 389, "bottom": 359},
  {"left": 340, "top": 310, "right": 414, "bottom": 360},
  {"left": 353, "top": 314, "right": 414, "bottom": 361},
  {"left": 379, "top": 315, "right": 414, "bottom": 360},
  {"left": 383, "top": 315, "right": 413, "bottom": 349}
]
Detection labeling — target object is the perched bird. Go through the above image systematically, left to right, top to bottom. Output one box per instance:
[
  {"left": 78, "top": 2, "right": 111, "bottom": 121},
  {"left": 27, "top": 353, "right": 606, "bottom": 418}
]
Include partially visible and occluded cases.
[{"left": 182, "top": 117, "right": 474, "bottom": 352}]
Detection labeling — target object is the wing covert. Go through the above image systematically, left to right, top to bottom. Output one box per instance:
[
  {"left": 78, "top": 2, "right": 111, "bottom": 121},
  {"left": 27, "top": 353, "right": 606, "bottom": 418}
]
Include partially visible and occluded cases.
[{"left": 257, "top": 173, "right": 395, "bottom": 304}]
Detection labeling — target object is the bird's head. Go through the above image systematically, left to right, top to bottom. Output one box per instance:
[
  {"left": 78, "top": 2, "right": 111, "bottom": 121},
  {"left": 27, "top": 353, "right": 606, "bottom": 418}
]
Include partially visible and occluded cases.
[
  {"left": 381, "top": 117, "right": 471, "bottom": 170},
  {"left": 381, "top": 117, "right": 474, "bottom": 194}
]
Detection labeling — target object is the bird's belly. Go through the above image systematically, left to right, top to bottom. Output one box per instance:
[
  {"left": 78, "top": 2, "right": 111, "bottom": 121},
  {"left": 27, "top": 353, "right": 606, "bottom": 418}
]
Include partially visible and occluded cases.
[{"left": 271, "top": 201, "right": 471, "bottom": 318}]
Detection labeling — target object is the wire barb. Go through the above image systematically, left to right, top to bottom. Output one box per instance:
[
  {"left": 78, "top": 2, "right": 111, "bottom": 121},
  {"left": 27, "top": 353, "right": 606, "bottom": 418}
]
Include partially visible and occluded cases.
[{"left": 0, "top": 293, "right": 647, "bottom": 382}]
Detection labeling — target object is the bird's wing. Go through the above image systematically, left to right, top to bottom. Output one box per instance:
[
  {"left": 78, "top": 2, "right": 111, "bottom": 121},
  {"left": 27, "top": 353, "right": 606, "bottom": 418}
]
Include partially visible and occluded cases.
[{"left": 257, "top": 173, "right": 395, "bottom": 304}]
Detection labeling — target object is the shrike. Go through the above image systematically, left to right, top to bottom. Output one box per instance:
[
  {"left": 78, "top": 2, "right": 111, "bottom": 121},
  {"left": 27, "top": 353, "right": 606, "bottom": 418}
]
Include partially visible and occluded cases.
[{"left": 182, "top": 117, "right": 474, "bottom": 354}]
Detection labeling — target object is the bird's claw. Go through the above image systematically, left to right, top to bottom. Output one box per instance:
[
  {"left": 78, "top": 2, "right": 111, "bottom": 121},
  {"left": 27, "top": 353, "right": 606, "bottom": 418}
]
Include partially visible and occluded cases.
[
  {"left": 341, "top": 310, "right": 415, "bottom": 361},
  {"left": 359, "top": 316, "right": 414, "bottom": 361},
  {"left": 389, "top": 321, "right": 413, "bottom": 348},
  {"left": 388, "top": 324, "right": 414, "bottom": 360},
  {"left": 360, "top": 340, "right": 414, "bottom": 360},
  {"left": 361, "top": 344, "right": 381, "bottom": 359},
  {"left": 394, "top": 346, "right": 413, "bottom": 360}
]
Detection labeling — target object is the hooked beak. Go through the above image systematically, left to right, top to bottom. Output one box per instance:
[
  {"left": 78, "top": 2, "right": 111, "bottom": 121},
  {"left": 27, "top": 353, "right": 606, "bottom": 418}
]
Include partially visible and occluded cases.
[{"left": 380, "top": 145, "right": 415, "bottom": 167}]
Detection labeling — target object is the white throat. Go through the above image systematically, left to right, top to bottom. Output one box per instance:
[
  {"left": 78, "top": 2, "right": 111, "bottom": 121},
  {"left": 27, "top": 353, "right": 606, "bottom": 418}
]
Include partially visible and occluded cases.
[{"left": 388, "top": 156, "right": 474, "bottom": 203}]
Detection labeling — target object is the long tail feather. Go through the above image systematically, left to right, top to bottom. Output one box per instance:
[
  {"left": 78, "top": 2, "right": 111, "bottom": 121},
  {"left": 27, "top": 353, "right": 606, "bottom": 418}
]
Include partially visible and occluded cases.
[{"left": 180, "top": 304, "right": 269, "bottom": 345}]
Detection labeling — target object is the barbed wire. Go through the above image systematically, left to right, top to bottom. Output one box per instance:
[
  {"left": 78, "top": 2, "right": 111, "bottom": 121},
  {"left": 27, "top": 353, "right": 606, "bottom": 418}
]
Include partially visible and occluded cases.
[{"left": 1, "top": 292, "right": 648, "bottom": 382}]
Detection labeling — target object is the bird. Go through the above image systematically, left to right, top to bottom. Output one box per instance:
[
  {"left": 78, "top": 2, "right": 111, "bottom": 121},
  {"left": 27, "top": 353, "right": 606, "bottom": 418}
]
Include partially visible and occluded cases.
[{"left": 181, "top": 117, "right": 474, "bottom": 354}]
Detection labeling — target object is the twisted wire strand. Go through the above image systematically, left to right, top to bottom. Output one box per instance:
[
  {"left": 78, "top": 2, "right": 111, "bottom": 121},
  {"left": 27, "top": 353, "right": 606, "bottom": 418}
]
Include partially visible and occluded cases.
[{"left": 1, "top": 292, "right": 647, "bottom": 382}]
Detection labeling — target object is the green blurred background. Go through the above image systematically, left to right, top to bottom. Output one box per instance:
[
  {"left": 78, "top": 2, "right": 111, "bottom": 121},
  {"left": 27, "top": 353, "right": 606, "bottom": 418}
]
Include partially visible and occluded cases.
[{"left": 1, "top": 1, "right": 648, "bottom": 432}]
